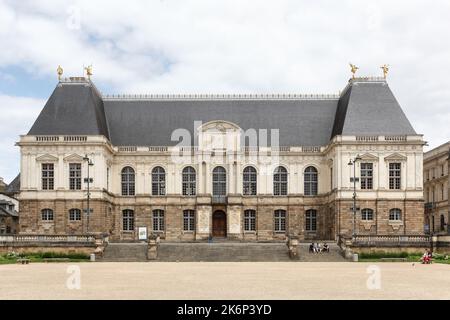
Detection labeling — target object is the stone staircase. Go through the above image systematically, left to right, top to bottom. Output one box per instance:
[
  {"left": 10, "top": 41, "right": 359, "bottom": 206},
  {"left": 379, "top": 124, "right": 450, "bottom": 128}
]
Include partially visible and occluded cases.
[
  {"left": 100, "top": 241, "right": 347, "bottom": 262},
  {"left": 101, "top": 242, "right": 148, "bottom": 262},
  {"left": 157, "top": 242, "right": 291, "bottom": 262}
]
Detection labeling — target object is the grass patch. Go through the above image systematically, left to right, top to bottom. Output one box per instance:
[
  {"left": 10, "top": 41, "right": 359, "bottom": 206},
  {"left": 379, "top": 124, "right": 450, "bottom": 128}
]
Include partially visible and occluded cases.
[
  {"left": 359, "top": 251, "right": 450, "bottom": 264},
  {"left": 0, "top": 252, "right": 90, "bottom": 264}
]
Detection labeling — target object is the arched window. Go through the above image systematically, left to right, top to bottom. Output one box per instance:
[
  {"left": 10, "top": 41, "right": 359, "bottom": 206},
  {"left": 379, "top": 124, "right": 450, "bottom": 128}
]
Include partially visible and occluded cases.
[
  {"left": 212, "top": 166, "right": 227, "bottom": 196},
  {"left": 243, "top": 166, "right": 257, "bottom": 196},
  {"left": 273, "top": 166, "right": 288, "bottom": 196},
  {"left": 304, "top": 166, "right": 318, "bottom": 196},
  {"left": 121, "top": 167, "right": 135, "bottom": 196},
  {"left": 152, "top": 167, "right": 166, "bottom": 196},
  {"left": 182, "top": 167, "right": 196, "bottom": 196},
  {"left": 41, "top": 208, "right": 54, "bottom": 221},
  {"left": 69, "top": 208, "right": 81, "bottom": 221},
  {"left": 361, "top": 208, "right": 374, "bottom": 221},
  {"left": 389, "top": 208, "right": 402, "bottom": 221},
  {"left": 122, "top": 209, "right": 134, "bottom": 231},
  {"left": 153, "top": 209, "right": 165, "bottom": 232},
  {"left": 244, "top": 209, "right": 256, "bottom": 231},
  {"left": 274, "top": 209, "right": 286, "bottom": 232},
  {"left": 305, "top": 209, "right": 317, "bottom": 231},
  {"left": 440, "top": 214, "right": 446, "bottom": 231}
]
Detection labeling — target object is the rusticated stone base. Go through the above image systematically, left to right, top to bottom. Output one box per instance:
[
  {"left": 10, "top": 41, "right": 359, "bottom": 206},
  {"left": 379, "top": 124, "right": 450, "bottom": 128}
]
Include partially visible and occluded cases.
[{"left": 18, "top": 196, "right": 425, "bottom": 242}]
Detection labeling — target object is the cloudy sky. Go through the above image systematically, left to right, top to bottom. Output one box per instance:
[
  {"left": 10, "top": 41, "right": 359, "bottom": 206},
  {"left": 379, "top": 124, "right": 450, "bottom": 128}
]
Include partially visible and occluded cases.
[{"left": 0, "top": 0, "right": 449, "bottom": 183}]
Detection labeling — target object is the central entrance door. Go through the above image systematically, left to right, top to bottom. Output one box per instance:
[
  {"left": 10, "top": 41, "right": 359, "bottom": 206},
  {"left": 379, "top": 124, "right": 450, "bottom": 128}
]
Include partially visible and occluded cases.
[{"left": 212, "top": 211, "right": 227, "bottom": 237}]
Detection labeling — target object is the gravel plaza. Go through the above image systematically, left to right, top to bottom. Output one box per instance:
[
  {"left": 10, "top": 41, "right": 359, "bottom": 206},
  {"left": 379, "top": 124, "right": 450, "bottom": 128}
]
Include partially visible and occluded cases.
[{"left": 0, "top": 262, "right": 449, "bottom": 300}]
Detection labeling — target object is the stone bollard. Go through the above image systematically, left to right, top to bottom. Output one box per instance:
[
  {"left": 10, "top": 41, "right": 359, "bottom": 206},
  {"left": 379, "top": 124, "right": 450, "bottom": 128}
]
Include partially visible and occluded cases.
[
  {"left": 147, "top": 237, "right": 158, "bottom": 260},
  {"left": 288, "top": 237, "right": 299, "bottom": 260}
]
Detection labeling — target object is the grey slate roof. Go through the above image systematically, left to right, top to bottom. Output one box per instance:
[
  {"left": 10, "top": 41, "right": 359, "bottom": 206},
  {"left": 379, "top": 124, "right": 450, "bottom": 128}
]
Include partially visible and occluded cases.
[
  {"left": 26, "top": 78, "right": 417, "bottom": 146},
  {"left": 331, "top": 81, "right": 416, "bottom": 137},
  {"left": 28, "top": 83, "right": 109, "bottom": 138},
  {"left": 104, "top": 99, "right": 338, "bottom": 146},
  {"left": 4, "top": 174, "right": 20, "bottom": 195}
]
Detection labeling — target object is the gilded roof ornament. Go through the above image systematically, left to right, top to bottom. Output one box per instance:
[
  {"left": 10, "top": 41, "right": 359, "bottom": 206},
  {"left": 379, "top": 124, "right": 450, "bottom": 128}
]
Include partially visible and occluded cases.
[
  {"left": 349, "top": 63, "right": 359, "bottom": 79},
  {"left": 381, "top": 64, "right": 389, "bottom": 78},
  {"left": 57, "top": 65, "right": 63, "bottom": 80},
  {"left": 84, "top": 65, "right": 93, "bottom": 79}
]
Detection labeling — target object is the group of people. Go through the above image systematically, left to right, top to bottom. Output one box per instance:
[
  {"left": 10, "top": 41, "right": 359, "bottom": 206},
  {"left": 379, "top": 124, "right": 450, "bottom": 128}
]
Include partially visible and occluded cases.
[
  {"left": 309, "top": 242, "right": 330, "bottom": 254},
  {"left": 421, "top": 249, "right": 433, "bottom": 264}
]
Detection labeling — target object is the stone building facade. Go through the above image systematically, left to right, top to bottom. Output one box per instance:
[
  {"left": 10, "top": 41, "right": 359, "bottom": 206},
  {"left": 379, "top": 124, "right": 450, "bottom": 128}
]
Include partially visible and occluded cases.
[
  {"left": 17, "top": 76, "right": 425, "bottom": 242},
  {"left": 424, "top": 141, "right": 449, "bottom": 234}
]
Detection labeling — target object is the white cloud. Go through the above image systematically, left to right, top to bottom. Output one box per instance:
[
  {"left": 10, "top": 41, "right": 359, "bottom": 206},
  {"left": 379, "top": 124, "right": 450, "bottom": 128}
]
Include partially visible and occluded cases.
[
  {"left": 0, "top": 0, "right": 450, "bottom": 181},
  {"left": 0, "top": 94, "right": 45, "bottom": 182}
]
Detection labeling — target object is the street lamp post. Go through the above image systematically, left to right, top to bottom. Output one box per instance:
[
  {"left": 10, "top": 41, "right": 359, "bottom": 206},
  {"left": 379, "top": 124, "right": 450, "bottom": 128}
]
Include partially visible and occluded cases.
[
  {"left": 83, "top": 155, "right": 94, "bottom": 234},
  {"left": 348, "top": 155, "right": 362, "bottom": 240}
]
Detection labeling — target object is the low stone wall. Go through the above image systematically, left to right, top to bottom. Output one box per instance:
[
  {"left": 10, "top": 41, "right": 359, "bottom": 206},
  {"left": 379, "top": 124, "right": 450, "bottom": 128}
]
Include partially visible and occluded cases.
[
  {"left": 0, "top": 243, "right": 96, "bottom": 256},
  {"left": 350, "top": 246, "right": 427, "bottom": 255}
]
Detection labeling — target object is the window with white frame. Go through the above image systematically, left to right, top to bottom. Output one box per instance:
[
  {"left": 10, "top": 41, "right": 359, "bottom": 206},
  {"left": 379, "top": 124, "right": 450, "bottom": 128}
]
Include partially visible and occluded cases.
[
  {"left": 42, "top": 163, "right": 54, "bottom": 190},
  {"left": 69, "top": 163, "right": 82, "bottom": 190},
  {"left": 360, "top": 163, "right": 373, "bottom": 190},
  {"left": 389, "top": 163, "right": 401, "bottom": 190},
  {"left": 212, "top": 166, "right": 227, "bottom": 196},
  {"left": 243, "top": 166, "right": 257, "bottom": 196},
  {"left": 273, "top": 166, "right": 288, "bottom": 196},
  {"left": 304, "top": 166, "right": 318, "bottom": 196},
  {"left": 121, "top": 167, "right": 135, "bottom": 196},
  {"left": 152, "top": 167, "right": 166, "bottom": 196},
  {"left": 182, "top": 167, "right": 196, "bottom": 196},
  {"left": 41, "top": 208, "right": 54, "bottom": 221},
  {"left": 69, "top": 208, "right": 81, "bottom": 221},
  {"left": 361, "top": 208, "right": 374, "bottom": 221},
  {"left": 389, "top": 208, "right": 402, "bottom": 221},
  {"left": 122, "top": 209, "right": 134, "bottom": 231},
  {"left": 153, "top": 209, "right": 165, "bottom": 232},
  {"left": 244, "top": 209, "right": 256, "bottom": 231},
  {"left": 274, "top": 209, "right": 286, "bottom": 232},
  {"left": 305, "top": 209, "right": 317, "bottom": 231},
  {"left": 183, "top": 210, "right": 195, "bottom": 231}
]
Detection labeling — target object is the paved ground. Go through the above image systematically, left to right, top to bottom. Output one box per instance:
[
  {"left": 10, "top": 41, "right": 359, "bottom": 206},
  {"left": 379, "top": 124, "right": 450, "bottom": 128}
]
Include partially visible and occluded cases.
[{"left": 0, "top": 262, "right": 449, "bottom": 300}]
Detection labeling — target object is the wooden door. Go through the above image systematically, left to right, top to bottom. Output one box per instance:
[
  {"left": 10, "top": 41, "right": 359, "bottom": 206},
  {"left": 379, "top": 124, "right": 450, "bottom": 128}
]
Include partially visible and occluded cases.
[{"left": 212, "top": 211, "right": 227, "bottom": 237}]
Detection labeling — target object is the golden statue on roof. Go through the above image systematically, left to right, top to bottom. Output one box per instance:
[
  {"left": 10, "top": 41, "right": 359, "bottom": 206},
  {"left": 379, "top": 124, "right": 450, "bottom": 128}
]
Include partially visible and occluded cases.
[
  {"left": 349, "top": 63, "right": 359, "bottom": 78},
  {"left": 381, "top": 64, "right": 389, "bottom": 78},
  {"left": 57, "top": 65, "right": 63, "bottom": 80},
  {"left": 84, "top": 65, "right": 93, "bottom": 79}
]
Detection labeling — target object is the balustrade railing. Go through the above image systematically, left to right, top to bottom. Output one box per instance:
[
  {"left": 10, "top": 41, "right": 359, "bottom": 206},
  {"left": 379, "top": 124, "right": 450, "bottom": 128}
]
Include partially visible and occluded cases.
[
  {"left": 0, "top": 234, "right": 97, "bottom": 243},
  {"left": 352, "top": 235, "right": 431, "bottom": 244}
]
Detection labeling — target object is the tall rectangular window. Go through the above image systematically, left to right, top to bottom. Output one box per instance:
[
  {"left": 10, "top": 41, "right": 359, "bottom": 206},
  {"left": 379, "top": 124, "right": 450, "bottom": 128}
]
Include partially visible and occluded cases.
[
  {"left": 42, "top": 163, "right": 54, "bottom": 190},
  {"left": 69, "top": 163, "right": 82, "bottom": 190},
  {"left": 360, "top": 163, "right": 373, "bottom": 190},
  {"left": 389, "top": 163, "right": 401, "bottom": 190},
  {"left": 122, "top": 209, "right": 134, "bottom": 231},
  {"left": 153, "top": 209, "right": 165, "bottom": 232},
  {"left": 305, "top": 209, "right": 317, "bottom": 231},
  {"left": 183, "top": 210, "right": 195, "bottom": 231},
  {"left": 244, "top": 210, "right": 256, "bottom": 231},
  {"left": 274, "top": 210, "right": 286, "bottom": 232}
]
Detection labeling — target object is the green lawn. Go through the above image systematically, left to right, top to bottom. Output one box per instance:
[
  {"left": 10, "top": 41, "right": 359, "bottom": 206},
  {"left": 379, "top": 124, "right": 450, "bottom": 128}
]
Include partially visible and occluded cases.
[
  {"left": 358, "top": 251, "right": 450, "bottom": 264},
  {"left": 0, "top": 252, "right": 90, "bottom": 264}
]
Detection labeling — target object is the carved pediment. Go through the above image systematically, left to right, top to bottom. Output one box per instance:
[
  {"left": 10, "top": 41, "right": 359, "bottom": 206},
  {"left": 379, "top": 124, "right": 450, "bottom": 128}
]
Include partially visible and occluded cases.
[
  {"left": 200, "top": 120, "right": 241, "bottom": 132},
  {"left": 63, "top": 153, "right": 84, "bottom": 162},
  {"left": 359, "top": 153, "right": 379, "bottom": 161},
  {"left": 384, "top": 153, "right": 407, "bottom": 162},
  {"left": 36, "top": 154, "right": 58, "bottom": 162}
]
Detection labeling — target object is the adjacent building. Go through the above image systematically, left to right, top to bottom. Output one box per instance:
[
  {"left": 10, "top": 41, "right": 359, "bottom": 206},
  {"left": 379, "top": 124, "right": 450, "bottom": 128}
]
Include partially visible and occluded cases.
[
  {"left": 17, "top": 76, "right": 425, "bottom": 242},
  {"left": 424, "top": 141, "right": 449, "bottom": 234},
  {"left": 0, "top": 176, "right": 20, "bottom": 234}
]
